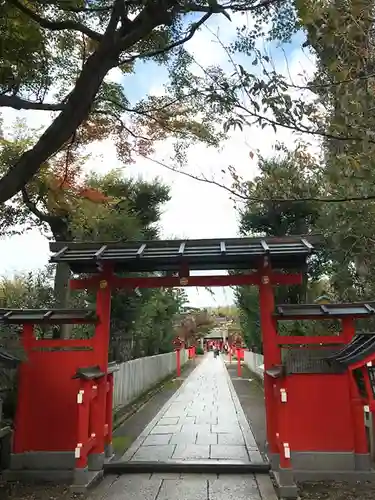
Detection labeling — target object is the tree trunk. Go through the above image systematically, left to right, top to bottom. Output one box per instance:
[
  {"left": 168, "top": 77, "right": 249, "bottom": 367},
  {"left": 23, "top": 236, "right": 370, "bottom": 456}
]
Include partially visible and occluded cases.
[
  {"left": 0, "top": 4, "right": 174, "bottom": 203},
  {"left": 0, "top": 44, "right": 118, "bottom": 202},
  {"left": 50, "top": 219, "right": 74, "bottom": 339},
  {"left": 53, "top": 262, "right": 72, "bottom": 339}
]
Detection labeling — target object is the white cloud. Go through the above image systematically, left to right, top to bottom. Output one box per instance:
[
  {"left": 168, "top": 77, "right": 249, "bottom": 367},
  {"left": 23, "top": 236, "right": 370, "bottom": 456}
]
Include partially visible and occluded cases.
[
  {"left": 186, "top": 17, "right": 246, "bottom": 73},
  {"left": 0, "top": 19, "right": 317, "bottom": 308},
  {"left": 106, "top": 67, "right": 125, "bottom": 85}
]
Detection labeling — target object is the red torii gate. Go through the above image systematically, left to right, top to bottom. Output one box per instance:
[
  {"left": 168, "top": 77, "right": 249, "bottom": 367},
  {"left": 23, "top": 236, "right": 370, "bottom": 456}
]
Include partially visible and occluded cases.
[
  {"left": 4, "top": 236, "right": 316, "bottom": 490},
  {"left": 51, "top": 236, "right": 311, "bottom": 481}
]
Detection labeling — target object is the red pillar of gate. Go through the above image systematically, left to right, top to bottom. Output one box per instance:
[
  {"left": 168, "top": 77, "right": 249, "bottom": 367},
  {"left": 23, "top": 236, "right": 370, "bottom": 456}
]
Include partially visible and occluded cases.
[
  {"left": 259, "top": 260, "right": 279, "bottom": 458},
  {"left": 91, "top": 275, "right": 112, "bottom": 462},
  {"left": 343, "top": 317, "right": 369, "bottom": 456}
]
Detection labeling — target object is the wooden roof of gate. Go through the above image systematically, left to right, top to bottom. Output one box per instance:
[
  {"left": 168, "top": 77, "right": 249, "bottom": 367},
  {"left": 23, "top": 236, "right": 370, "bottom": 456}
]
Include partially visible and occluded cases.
[
  {"left": 49, "top": 235, "right": 319, "bottom": 274},
  {"left": 275, "top": 302, "right": 375, "bottom": 319},
  {"left": 0, "top": 309, "right": 97, "bottom": 324}
]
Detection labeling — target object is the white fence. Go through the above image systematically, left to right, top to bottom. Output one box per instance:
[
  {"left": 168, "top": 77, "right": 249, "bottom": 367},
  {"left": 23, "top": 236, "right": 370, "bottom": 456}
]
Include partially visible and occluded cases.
[
  {"left": 113, "top": 349, "right": 188, "bottom": 409},
  {"left": 244, "top": 351, "right": 265, "bottom": 380}
]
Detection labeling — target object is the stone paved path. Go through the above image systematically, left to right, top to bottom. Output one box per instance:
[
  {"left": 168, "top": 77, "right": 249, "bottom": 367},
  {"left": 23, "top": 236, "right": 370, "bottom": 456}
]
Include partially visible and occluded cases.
[
  {"left": 119, "top": 354, "right": 263, "bottom": 463},
  {"left": 93, "top": 356, "right": 276, "bottom": 499},
  {"left": 92, "top": 473, "right": 277, "bottom": 500}
]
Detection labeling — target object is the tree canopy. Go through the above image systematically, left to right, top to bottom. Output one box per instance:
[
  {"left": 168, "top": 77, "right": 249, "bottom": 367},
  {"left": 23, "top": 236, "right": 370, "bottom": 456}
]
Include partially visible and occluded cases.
[
  {"left": 0, "top": 0, "right": 285, "bottom": 203},
  {"left": 4, "top": 0, "right": 375, "bottom": 353},
  {"left": 149, "top": 1, "right": 371, "bottom": 347}
]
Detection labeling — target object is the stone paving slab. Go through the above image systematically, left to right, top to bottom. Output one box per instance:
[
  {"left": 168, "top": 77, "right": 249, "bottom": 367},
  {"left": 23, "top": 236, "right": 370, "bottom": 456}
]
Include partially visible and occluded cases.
[
  {"left": 118, "top": 355, "right": 264, "bottom": 465},
  {"left": 132, "top": 445, "right": 176, "bottom": 462},
  {"left": 93, "top": 473, "right": 270, "bottom": 500}
]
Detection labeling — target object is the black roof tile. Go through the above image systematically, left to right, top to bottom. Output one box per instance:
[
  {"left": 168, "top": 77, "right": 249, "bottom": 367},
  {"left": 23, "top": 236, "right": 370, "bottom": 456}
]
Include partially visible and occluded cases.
[{"left": 49, "top": 235, "right": 319, "bottom": 273}]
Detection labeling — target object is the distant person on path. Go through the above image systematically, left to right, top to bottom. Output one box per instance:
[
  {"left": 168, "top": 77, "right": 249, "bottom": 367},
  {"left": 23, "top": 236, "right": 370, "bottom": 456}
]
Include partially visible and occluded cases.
[{"left": 214, "top": 343, "right": 220, "bottom": 358}]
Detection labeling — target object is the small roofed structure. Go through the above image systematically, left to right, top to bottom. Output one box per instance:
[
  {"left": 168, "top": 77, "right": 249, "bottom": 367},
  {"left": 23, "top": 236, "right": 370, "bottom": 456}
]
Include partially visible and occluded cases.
[
  {"left": 275, "top": 301, "right": 375, "bottom": 319},
  {"left": 0, "top": 308, "right": 97, "bottom": 324},
  {"left": 203, "top": 328, "right": 228, "bottom": 350},
  {"left": 204, "top": 329, "right": 225, "bottom": 341}
]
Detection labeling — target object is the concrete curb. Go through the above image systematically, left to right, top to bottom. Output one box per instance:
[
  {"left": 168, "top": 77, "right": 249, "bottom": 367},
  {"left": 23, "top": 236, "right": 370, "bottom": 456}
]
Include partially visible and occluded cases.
[
  {"left": 223, "top": 358, "right": 267, "bottom": 465},
  {"left": 104, "top": 460, "right": 270, "bottom": 474}
]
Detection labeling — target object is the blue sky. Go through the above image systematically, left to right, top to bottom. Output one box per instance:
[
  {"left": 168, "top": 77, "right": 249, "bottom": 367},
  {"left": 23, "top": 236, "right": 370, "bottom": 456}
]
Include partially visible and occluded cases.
[
  {"left": 0, "top": 14, "right": 313, "bottom": 308},
  {"left": 122, "top": 15, "right": 306, "bottom": 106},
  {"left": 121, "top": 61, "right": 169, "bottom": 105}
]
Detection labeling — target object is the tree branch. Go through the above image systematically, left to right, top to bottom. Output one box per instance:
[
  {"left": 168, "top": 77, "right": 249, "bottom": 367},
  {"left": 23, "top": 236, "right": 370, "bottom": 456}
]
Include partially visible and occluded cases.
[
  {"left": 9, "top": 0, "right": 103, "bottom": 42},
  {"left": 105, "top": 0, "right": 125, "bottom": 35},
  {"left": 115, "top": 0, "right": 181, "bottom": 51},
  {"left": 183, "top": 0, "right": 281, "bottom": 14},
  {"left": 0, "top": 1, "right": 182, "bottom": 202},
  {"left": 56, "top": 4, "right": 114, "bottom": 13},
  {"left": 120, "top": 12, "right": 213, "bottom": 63},
  {"left": 0, "top": 46, "right": 117, "bottom": 203},
  {"left": 190, "top": 47, "right": 375, "bottom": 147},
  {"left": 287, "top": 71, "right": 375, "bottom": 91},
  {"left": 101, "top": 93, "right": 193, "bottom": 115},
  {"left": 0, "top": 94, "right": 64, "bottom": 111},
  {"left": 98, "top": 95, "right": 197, "bottom": 137},
  {"left": 235, "top": 102, "right": 375, "bottom": 145},
  {"left": 92, "top": 109, "right": 152, "bottom": 142},
  {"left": 138, "top": 153, "right": 250, "bottom": 200},
  {"left": 139, "top": 154, "right": 375, "bottom": 204},
  {"left": 21, "top": 187, "right": 58, "bottom": 224}
]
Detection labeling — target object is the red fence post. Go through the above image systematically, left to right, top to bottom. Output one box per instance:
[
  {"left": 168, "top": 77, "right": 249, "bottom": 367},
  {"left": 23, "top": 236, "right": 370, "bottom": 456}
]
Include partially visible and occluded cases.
[
  {"left": 342, "top": 318, "right": 369, "bottom": 458},
  {"left": 173, "top": 337, "right": 183, "bottom": 377},
  {"left": 176, "top": 348, "right": 181, "bottom": 377},
  {"left": 237, "top": 348, "right": 242, "bottom": 377},
  {"left": 75, "top": 371, "right": 117, "bottom": 481},
  {"left": 74, "top": 379, "right": 93, "bottom": 477},
  {"left": 276, "top": 383, "right": 293, "bottom": 477}
]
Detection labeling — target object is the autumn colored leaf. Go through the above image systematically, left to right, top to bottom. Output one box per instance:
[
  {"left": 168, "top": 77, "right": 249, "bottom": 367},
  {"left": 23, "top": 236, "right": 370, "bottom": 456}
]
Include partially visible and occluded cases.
[{"left": 77, "top": 187, "right": 112, "bottom": 203}]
